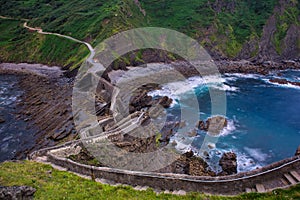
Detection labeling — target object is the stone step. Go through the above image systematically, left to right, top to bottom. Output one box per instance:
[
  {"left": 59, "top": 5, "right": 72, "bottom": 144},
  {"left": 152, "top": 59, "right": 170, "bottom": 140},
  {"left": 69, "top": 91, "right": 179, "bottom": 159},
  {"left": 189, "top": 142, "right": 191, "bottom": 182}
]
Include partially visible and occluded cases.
[
  {"left": 290, "top": 171, "right": 300, "bottom": 182},
  {"left": 284, "top": 173, "right": 297, "bottom": 185},
  {"left": 280, "top": 178, "right": 289, "bottom": 186},
  {"left": 255, "top": 184, "right": 266, "bottom": 193},
  {"left": 134, "top": 186, "right": 142, "bottom": 190},
  {"left": 139, "top": 186, "right": 149, "bottom": 191},
  {"left": 245, "top": 188, "right": 252, "bottom": 193},
  {"left": 172, "top": 190, "right": 187, "bottom": 195}
]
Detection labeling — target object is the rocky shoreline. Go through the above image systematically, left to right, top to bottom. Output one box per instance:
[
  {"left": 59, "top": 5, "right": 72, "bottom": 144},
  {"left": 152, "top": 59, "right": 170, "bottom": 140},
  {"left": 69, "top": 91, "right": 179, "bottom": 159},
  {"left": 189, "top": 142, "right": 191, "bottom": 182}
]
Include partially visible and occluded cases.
[
  {"left": 170, "top": 59, "right": 300, "bottom": 78},
  {"left": 0, "top": 60, "right": 299, "bottom": 175},
  {"left": 0, "top": 63, "right": 76, "bottom": 159}
]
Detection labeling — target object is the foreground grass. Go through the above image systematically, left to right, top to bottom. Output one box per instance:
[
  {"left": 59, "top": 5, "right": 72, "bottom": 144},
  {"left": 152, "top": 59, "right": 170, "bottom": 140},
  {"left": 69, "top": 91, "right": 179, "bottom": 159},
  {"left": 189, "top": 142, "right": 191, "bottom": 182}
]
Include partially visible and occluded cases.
[{"left": 0, "top": 161, "right": 300, "bottom": 199}]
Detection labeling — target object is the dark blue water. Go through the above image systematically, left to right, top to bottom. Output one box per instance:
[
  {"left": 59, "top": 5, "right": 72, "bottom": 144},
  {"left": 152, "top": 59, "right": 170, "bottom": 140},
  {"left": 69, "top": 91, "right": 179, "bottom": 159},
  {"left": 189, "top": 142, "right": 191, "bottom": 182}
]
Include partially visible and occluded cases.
[
  {"left": 150, "top": 70, "right": 300, "bottom": 172},
  {"left": 0, "top": 75, "right": 36, "bottom": 162}
]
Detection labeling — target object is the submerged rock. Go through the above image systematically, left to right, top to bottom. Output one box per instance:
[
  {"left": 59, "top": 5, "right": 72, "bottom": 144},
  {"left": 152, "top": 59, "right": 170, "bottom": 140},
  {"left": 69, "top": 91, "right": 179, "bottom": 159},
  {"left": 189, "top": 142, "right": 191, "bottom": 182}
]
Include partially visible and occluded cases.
[
  {"left": 269, "top": 78, "right": 300, "bottom": 87},
  {"left": 269, "top": 78, "right": 289, "bottom": 84},
  {"left": 219, "top": 152, "right": 237, "bottom": 175},
  {"left": 0, "top": 186, "right": 36, "bottom": 200}
]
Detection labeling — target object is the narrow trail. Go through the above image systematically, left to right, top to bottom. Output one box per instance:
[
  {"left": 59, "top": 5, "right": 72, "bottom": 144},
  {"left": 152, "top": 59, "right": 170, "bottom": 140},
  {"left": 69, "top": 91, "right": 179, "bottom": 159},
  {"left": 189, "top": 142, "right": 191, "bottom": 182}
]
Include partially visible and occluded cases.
[
  {"left": 1, "top": 15, "right": 104, "bottom": 70},
  {"left": 23, "top": 22, "right": 96, "bottom": 65}
]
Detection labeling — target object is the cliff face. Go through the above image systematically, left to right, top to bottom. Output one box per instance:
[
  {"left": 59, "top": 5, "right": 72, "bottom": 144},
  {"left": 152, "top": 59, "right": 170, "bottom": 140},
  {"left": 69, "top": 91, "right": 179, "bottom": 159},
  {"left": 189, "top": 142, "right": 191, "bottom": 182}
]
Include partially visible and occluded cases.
[{"left": 239, "top": 0, "right": 300, "bottom": 61}]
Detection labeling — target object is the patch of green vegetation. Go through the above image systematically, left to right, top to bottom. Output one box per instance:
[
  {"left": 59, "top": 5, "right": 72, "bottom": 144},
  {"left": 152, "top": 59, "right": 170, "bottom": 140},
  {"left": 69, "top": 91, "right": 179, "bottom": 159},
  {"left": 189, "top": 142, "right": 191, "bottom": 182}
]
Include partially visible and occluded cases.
[
  {"left": 0, "top": 0, "right": 298, "bottom": 65},
  {"left": 140, "top": 0, "right": 277, "bottom": 58},
  {"left": 273, "top": 1, "right": 300, "bottom": 54},
  {"left": 0, "top": 19, "right": 89, "bottom": 68},
  {"left": 155, "top": 132, "right": 162, "bottom": 147},
  {"left": 1, "top": 161, "right": 300, "bottom": 199}
]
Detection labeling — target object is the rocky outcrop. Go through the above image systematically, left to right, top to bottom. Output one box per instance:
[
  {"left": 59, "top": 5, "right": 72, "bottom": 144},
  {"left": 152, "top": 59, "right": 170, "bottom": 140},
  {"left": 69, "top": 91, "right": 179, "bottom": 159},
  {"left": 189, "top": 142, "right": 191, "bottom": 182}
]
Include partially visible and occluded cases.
[
  {"left": 253, "top": 0, "right": 300, "bottom": 62},
  {"left": 16, "top": 74, "right": 77, "bottom": 155},
  {"left": 269, "top": 78, "right": 300, "bottom": 87},
  {"left": 129, "top": 84, "right": 172, "bottom": 113},
  {"left": 197, "top": 116, "right": 228, "bottom": 136},
  {"left": 295, "top": 146, "right": 300, "bottom": 156},
  {"left": 158, "top": 151, "right": 215, "bottom": 176},
  {"left": 219, "top": 152, "right": 237, "bottom": 175},
  {"left": 0, "top": 186, "right": 36, "bottom": 200}
]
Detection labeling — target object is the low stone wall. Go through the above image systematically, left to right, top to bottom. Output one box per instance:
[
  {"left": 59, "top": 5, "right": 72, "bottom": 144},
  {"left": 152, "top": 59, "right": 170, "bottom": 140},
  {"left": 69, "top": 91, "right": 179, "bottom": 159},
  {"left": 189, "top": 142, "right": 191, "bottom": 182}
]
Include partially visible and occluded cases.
[
  {"left": 97, "top": 78, "right": 115, "bottom": 102},
  {"left": 34, "top": 141, "right": 300, "bottom": 195}
]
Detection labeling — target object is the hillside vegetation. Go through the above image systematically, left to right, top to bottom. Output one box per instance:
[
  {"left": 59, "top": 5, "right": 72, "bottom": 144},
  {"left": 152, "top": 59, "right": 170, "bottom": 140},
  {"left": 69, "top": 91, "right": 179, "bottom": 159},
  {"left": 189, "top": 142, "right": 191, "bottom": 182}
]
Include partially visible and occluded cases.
[{"left": 0, "top": 0, "right": 299, "bottom": 69}]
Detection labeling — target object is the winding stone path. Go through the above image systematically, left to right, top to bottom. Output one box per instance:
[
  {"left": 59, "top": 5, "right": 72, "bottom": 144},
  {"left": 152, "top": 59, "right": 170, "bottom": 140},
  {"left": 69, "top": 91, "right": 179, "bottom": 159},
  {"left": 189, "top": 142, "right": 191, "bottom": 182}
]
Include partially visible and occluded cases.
[{"left": 29, "top": 129, "right": 300, "bottom": 196}]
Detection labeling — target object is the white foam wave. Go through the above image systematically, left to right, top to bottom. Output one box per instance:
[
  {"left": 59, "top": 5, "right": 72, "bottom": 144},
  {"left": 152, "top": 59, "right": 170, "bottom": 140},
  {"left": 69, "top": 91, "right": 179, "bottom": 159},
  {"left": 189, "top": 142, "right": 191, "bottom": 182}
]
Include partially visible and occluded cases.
[
  {"left": 224, "top": 73, "right": 263, "bottom": 80},
  {"left": 149, "top": 75, "right": 238, "bottom": 101},
  {"left": 263, "top": 79, "right": 300, "bottom": 90},
  {"left": 211, "top": 84, "right": 239, "bottom": 92},
  {"left": 219, "top": 120, "right": 236, "bottom": 137},
  {"left": 244, "top": 147, "right": 268, "bottom": 162},
  {"left": 236, "top": 151, "right": 263, "bottom": 172}
]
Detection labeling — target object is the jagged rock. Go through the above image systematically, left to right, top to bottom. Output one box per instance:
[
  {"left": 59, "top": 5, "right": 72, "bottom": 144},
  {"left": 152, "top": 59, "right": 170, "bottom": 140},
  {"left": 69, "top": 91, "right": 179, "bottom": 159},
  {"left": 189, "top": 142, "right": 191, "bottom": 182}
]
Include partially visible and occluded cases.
[
  {"left": 269, "top": 78, "right": 288, "bottom": 84},
  {"left": 269, "top": 78, "right": 300, "bottom": 87},
  {"left": 158, "top": 96, "right": 173, "bottom": 108},
  {"left": 197, "top": 116, "right": 228, "bottom": 136},
  {"left": 206, "top": 116, "right": 228, "bottom": 136},
  {"left": 197, "top": 120, "right": 206, "bottom": 130},
  {"left": 295, "top": 146, "right": 300, "bottom": 156},
  {"left": 157, "top": 150, "right": 215, "bottom": 176},
  {"left": 185, "top": 150, "right": 194, "bottom": 158},
  {"left": 219, "top": 152, "right": 237, "bottom": 175},
  {"left": 189, "top": 157, "right": 211, "bottom": 176},
  {"left": 0, "top": 186, "right": 36, "bottom": 200}
]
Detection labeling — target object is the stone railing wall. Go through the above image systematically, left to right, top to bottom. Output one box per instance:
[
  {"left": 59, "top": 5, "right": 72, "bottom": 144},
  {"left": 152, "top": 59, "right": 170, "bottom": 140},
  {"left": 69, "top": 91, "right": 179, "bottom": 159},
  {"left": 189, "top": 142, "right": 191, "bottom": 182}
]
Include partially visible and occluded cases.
[{"left": 29, "top": 141, "right": 300, "bottom": 195}]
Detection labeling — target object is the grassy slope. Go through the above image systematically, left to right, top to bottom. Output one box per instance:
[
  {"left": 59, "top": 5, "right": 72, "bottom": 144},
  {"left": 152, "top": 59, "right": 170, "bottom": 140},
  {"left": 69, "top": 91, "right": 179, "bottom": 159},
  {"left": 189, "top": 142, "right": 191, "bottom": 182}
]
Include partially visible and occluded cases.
[
  {"left": 0, "top": 0, "right": 299, "bottom": 67},
  {"left": 0, "top": 0, "right": 146, "bottom": 68},
  {"left": 139, "top": 0, "right": 277, "bottom": 57},
  {"left": 0, "top": 18, "right": 89, "bottom": 68},
  {"left": 1, "top": 161, "right": 300, "bottom": 200}
]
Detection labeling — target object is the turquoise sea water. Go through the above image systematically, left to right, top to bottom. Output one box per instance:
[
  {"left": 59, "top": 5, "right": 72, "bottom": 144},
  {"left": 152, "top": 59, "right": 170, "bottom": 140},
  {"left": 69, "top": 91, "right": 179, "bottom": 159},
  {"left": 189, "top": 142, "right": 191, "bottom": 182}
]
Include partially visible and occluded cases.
[{"left": 150, "top": 70, "right": 300, "bottom": 172}]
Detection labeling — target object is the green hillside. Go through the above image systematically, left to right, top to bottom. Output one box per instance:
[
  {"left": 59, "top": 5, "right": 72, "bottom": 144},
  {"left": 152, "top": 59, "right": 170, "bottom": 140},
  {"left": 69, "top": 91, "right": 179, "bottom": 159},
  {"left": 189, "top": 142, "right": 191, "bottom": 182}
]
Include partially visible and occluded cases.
[
  {"left": 0, "top": 0, "right": 299, "bottom": 69},
  {"left": 0, "top": 19, "right": 89, "bottom": 68}
]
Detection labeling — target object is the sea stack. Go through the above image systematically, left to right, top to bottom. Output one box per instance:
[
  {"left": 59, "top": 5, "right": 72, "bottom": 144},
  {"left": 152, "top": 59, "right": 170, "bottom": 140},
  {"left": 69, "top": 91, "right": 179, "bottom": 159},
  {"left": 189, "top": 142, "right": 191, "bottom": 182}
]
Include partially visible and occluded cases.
[{"left": 219, "top": 152, "right": 237, "bottom": 175}]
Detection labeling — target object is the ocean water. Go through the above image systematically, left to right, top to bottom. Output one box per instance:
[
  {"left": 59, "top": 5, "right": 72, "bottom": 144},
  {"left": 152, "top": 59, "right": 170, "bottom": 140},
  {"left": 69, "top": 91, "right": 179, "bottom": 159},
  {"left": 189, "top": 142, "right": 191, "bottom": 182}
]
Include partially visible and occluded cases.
[
  {"left": 150, "top": 70, "right": 300, "bottom": 173},
  {"left": 0, "top": 75, "right": 36, "bottom": 161}
]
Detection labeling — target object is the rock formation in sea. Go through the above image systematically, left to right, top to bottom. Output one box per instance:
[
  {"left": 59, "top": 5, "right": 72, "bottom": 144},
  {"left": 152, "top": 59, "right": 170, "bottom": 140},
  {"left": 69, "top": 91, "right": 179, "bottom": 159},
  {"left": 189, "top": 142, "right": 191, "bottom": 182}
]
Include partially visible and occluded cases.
[
  {"left": 269, "top": 78, "right": 300, "bottom": 87},
  {"left": 197, "top": 116, "right": 228, "bottom": 136},
  {"left": 158, "top": 150, "right": 216, "bottom": 176},
  {"left": 219, "top": 152, "right": 238, "bottom": 175}
]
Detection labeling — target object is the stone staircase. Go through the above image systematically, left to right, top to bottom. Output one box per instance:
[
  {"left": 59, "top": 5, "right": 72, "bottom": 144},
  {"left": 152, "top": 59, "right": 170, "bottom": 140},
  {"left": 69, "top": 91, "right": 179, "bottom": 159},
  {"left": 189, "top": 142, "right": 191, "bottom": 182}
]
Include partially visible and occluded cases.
[{"left": 245, "top": 170, "right": 300, "bottom": 193}]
